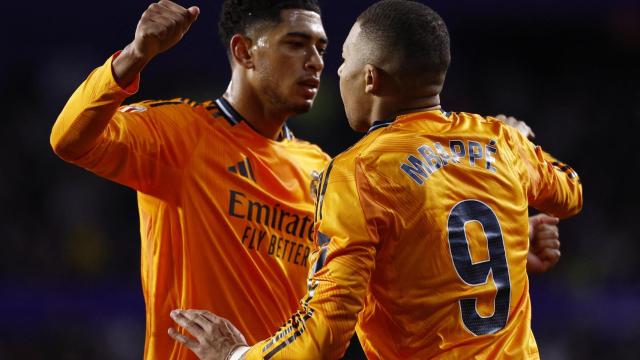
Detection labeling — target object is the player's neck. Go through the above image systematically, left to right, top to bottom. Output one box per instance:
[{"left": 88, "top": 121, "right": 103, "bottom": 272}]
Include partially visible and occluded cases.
[
  {"left": 223, "top": 82, "right": 289, "bottom": 140},
  {"left": 369, "top": 94, "right": 441, "bottom": 125}
]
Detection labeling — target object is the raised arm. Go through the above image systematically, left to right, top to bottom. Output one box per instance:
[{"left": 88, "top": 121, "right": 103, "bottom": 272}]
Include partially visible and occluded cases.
[
  {"left": 51, "top": 0, "right": 199, "bottom": 160},
  {"left": 50, "top": 1, "right": 201, "bottom": 195}
]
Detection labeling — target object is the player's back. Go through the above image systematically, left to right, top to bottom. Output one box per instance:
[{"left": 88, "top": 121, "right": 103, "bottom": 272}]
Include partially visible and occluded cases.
[{"left": 341, "top": 110, "right": 581, "bottom": 359}]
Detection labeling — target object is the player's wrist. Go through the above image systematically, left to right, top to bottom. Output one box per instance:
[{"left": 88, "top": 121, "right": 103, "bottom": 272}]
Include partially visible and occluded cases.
[
  {"left": 122, "top": 42, "right": 155, "bottom": 64},
  {"left": 112, "top": 43, "right": 152, "bottom": 89},
  {"left": 226, "top": 344, "right": 250, "bottom": 360}
]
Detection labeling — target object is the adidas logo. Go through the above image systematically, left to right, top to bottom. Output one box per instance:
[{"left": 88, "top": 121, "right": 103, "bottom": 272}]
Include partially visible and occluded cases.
[{"left": 228, "top": 157, "right": 256, "bottom": 182}]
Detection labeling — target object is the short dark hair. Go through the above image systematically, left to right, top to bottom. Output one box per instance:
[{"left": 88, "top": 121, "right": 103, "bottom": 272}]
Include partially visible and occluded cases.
[
  {"left": 218, "top": 0, "right": 321, "bottom": 55},
  {"left": 357, "top": 0, "right": 450, "bottom": 78}
]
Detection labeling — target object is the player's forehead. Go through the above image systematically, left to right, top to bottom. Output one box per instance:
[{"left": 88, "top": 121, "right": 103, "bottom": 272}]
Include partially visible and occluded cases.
[
  {"left": 269, "top": 9, "right": 327, "bottom": 41},
  {"left": 342, "top": 22, "right": 362, "bottom": 55}
]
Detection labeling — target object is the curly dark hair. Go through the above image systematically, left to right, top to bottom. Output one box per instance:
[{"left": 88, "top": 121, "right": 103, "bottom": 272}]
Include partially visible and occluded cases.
[{"left": 218, "top": 0, "right": 321, "bottom": 56}]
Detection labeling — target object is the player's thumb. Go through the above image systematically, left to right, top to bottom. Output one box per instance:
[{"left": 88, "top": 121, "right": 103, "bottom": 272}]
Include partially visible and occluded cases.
[{"left": 187, "top": 6, "right": 200, "bottom": 23}]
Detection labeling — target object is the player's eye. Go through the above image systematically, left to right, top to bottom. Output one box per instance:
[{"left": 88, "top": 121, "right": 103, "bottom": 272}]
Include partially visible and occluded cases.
[
  {"left": 287, "top": 41, "right": 305, "bottom": 49},
  {"left": 317, "top": 47, "right": 327, "bottom": 56}
]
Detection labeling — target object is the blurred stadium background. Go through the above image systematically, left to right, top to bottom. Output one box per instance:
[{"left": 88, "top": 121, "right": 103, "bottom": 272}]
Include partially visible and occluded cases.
[{"left": 1, "top": 0, "right": 638, "bottom": 359}]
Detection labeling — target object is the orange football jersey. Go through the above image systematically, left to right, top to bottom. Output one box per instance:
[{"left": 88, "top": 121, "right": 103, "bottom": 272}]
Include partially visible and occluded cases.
[
  {"left": 50, "top": 55, "right": 330, "bottom": 359},
  {"left": 246, "top": 109, "right": 582, "bottom": 359}
]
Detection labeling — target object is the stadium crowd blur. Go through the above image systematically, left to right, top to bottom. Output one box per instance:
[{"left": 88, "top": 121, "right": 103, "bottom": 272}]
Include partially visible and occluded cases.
[{"left": 1, "top": 0, "right": 638, "bottom": 359}]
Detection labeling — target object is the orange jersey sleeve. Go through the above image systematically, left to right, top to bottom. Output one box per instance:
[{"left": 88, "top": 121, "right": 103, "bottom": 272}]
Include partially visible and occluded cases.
[
  {"left": 50, "top": 54, "right": 204, "bottom": 197},
  {"left": 50, "top": 55, "right": 331, "bottom": 360},
  {"left": 244, "top": 110, "right": 582, "bottom": 359},
  {"left": 245, "top": 153, "right": 384, "bottom": 359}
]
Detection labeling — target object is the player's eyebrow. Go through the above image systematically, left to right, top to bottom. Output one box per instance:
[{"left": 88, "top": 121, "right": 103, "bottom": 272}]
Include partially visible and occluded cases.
[{"left": 285, "top": 31, "right": 329, "bottom": 45}]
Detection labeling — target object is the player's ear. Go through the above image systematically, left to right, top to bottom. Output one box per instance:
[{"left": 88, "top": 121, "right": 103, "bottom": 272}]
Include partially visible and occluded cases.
[
  {"left": 230, "top": 34, "right": 254, "bottom": 69},
  {"left": 364, "top": 64, "right": 380, "bottom": 94}
]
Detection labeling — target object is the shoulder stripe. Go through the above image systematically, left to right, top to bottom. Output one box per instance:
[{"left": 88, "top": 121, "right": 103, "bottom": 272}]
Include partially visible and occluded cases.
[
  {"left": 178, "top": 97, "right": 198, "bottom": 107},
  {"left": 146, "top": 98, "right": 198, "bottom": 108},
  {"left": 149, "top": 101, "right": 184, "bottom": 108},
  {"left": 314, "top": 160, "right": 335, "bottom": 222},
  {"left": 552, "top": 161, "right": 581, "bottom": 183}
]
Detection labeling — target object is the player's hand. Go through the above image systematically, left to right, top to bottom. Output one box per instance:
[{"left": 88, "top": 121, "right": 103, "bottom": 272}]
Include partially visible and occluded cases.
[
  {"left": 129, "top": 0, "right": 200, "bottom": 60},
  {"left": 113, "top": 1, "right": 199, "bottom": 87},
  {"left": 495, "top": 114, "right": 536, "bottom": 140},
  {"left": 527, "top": 214, "right": 561, "bottom": 274},
  {"left": 169, "top": 309, "right": 248, "bottom": 360}
]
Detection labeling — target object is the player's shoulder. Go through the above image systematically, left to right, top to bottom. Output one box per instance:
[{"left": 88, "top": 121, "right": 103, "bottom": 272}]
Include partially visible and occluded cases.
[
  {"left": 119, "top": 97, "right": 218, "bottom": 116},
  {"left": 120, "top": 97, "right": 233, "bottom": 126},
  {"left": 121, "top": 97, "right": 190, "bottom": 111},
  {"left": 331, "top": 110, "right": 498, "bottom": 168},
  {"left": 449, "top": 111, "right": 500, "bottom": 127},
  {"left": 451, "top": 111, "right": 527, "bottom": 143},
  {"left": 338, "top": 116, "right": 417, "bottom": 163},
  {"left": 327, "top": 130, "right": 385, "bottom": 181},
  {"left": 337, "top": 132, "right": 378, "bottom": 161},
  {"left": 288, "top": 137, "right": 331, "bottom": 162}
]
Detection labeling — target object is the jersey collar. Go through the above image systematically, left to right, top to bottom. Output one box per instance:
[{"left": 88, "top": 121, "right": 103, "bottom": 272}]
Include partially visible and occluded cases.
[
  {"left": 215, "top": 97, "right": 293, "bottom": 141},
  {"left": 215, "top": 97, "right": 243, "bottom": 125},
  {"left": 367, "top": 109, "right": 450, "bottom": 134},
  {"left": 367, "top": 119, "right": 394, "bottom": 133}
]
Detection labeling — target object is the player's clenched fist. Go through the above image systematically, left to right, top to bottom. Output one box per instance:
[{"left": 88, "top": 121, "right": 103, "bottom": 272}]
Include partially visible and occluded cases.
[
  {"left": 113, "top": 0, "right": 199, "bottom": 87},
  {"left": 132, "top": 0, "right": 200, "bottom": 60},
  {"left": 527, "top": 213, "right": 561, "bottom": 274}
]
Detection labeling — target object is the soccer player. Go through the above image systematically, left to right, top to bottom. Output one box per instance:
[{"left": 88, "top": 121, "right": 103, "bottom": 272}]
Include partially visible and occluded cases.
[
  {"left": 50, "top": 0, "right": 330, "bottom": 358},
  {"left": 168, "top": 1, "right": 583, "bottom": 359}
]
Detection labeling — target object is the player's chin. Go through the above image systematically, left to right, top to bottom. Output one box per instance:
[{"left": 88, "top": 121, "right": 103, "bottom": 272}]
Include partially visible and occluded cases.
[{"left": 290, "top": 98, "right": 315, "bottom": 114}]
